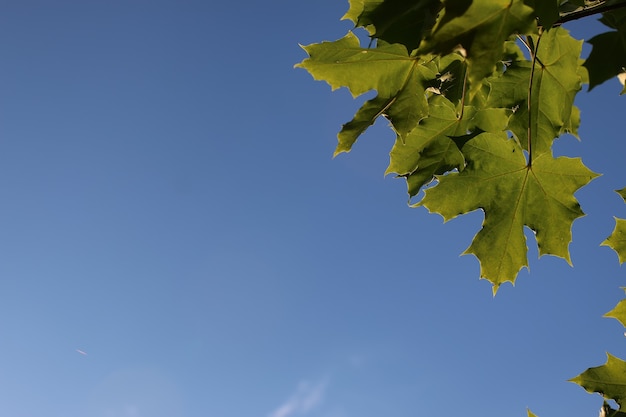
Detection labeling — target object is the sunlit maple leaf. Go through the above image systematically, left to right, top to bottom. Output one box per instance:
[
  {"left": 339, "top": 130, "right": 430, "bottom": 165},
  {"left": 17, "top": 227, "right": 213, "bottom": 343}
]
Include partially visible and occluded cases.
[
  {"left": 487, "top": 27, "right": 584, "bottom": 157},
  {"left": 296, "top": 32, "right": 437, "bottom": 153},
  {"left": 386, "top": 95, "right": 510, "bottom": 197},
  {"left": 386, "top": 95, "right": 469, "bottom": 195},
  {"left": 419, "top": 132, "right": 599, "bottom": 291},
  {"left": 602, "top": 188, "right": 626, "bottom": 264},
  {"left": 604, "top": 287, "right": 626, "bottom": 327},
  {"left": 571, "top": 353, "right": 626, "bottom": 411}
]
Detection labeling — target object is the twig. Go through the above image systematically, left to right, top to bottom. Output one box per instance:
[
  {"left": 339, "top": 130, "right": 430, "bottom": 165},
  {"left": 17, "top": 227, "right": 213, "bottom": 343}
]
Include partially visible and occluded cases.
[{"left": 555, "top": 0, "right": 626, "bottom": 26}]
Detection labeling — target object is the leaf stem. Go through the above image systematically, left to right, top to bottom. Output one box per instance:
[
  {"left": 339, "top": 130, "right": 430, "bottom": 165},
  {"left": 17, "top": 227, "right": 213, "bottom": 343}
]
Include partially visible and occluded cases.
[
  {"left": 527, "top": 30, "right": 543, "bottom": 167},
  {"left": 458, "top": 63, "right": 469, "bottom": 120}
]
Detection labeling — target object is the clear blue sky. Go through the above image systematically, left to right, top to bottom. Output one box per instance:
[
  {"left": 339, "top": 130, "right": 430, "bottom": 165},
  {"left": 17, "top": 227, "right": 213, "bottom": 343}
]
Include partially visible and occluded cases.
[{"left": 0, "top": 2, "right": 625, "bottom": 417}]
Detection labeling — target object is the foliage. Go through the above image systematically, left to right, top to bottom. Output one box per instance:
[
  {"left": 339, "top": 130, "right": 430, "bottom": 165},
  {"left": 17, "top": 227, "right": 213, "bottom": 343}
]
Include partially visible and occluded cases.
[
  {"left": 297, "top": 0, "right": 626, "bottom": 415},
  {"left": 603, "top": 188, "right": 626, "bottom": 263},
  {"left": 571, "top": 354, "right": 626, "bottom": 409}
]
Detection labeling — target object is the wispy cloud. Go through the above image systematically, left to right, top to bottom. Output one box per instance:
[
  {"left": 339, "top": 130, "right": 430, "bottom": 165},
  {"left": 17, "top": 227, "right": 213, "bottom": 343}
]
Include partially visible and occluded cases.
[{"left": 269, "top": 378, "right": 328, "bottom": 417}]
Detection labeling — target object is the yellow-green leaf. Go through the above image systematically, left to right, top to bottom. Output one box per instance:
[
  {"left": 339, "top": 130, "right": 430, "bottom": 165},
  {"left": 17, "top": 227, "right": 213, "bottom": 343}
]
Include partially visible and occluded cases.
[
  {"left": 487, "top": 27, "right": 584, "bottom": 157},
  {"left": 296, "top": 32, "right": 437, "bottom": 153},
  {"left": 296, "top": 32, "right": 416, "bottom": 97},
  {"left": 386, "top": 95, "right": 470, "bottom": 195},
  {"left": 419, "top": 132, "right": 599, "bottom": 291},
  {"left": 602, "top": 188, "right": 626, "bottom": 263},
  {"left": 604, "top": 288, "right": 626, "bottom": 327},
  {"left": 571, "top": 353, "right": 626, "bottom": 411}
]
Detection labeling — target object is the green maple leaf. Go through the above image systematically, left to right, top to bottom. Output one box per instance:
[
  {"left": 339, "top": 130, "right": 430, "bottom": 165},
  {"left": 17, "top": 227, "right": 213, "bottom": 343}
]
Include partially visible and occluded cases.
[
  {"left": 343, "top": 0, "right": 442, "bottom": 51},
  {"left": 419, "top": 0, "right": 536, "bottom": 87},
  {"left": 524, "top": 0, "right": 560, "bottom": 28},
  {"left": 583, "top": 9, "right": 626, "bottom": 90},
  {"left": 487, "top": 27, "right": 584, "bottom": 156},
  {"left": 296, "top": 32, "right": 437, "bottom": 154},
  {"left": 297, "top": 32, "right": 423, "bottom": 97},
  {"left": 386, "top": 95, "right": 510, "bottom": 196},
  {"left": 386, "top": 95, "right": 469, "bottom": 195},
  {"left": 335, "top": 96, "right": 395, "bottom": 155},
  {"left": 419, "top": 132, "right": 599, "bottom": 291},
  {"left": 601, "top": 188, "right": 626, "bottom": 264},
  {"left": 604, "top": 288, "right": 626, "bottom": 327},
  {"left": 571, "top": 353, "right": 626, "bottom": 411}
]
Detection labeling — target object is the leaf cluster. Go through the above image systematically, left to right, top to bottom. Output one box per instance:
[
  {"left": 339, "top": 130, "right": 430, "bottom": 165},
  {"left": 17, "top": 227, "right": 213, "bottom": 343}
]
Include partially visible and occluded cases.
[
  {"left": 296, "top": 0, "right": 626, "bottom": 291},
  {"left": 297, "top": 0, "right": 626, "bottom": 414}
]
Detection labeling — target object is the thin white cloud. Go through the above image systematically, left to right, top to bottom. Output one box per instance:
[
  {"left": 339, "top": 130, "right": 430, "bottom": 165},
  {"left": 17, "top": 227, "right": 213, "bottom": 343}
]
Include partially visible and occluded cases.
[{"left": 269, "top": 379, "right": 328, "bottom": 417}]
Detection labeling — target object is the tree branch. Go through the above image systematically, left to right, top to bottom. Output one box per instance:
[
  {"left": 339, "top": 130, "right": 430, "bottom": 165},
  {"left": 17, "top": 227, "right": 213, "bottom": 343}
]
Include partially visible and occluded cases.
[{"left": 555, "top": 0, "right": 626, "bottom": 26}]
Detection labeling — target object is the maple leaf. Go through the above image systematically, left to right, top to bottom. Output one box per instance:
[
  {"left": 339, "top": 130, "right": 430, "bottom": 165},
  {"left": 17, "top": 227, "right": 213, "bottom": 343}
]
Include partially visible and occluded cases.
[
  {"left": 343, "top": 0, "right": 442, "bottom": 51},
  {"left": 419, "top": 0, "right": 537, "bottom": 87},
  {"left": 523, "top": 0, "right": 560, "bottom": 28},
  {"left": 583, "top": 9, "right": 626, "bottom": 90},
  {"left": 487, "top": 27, "right": 584, "bottom": 157},
  {"left": 296, "top": 32, "right": 437, "bottom": 154},
  {"left": 386, "top": 95, "right": 510, "bottom": 197},
  {"left": 386, "top": 95, "right": 469, "bottom": 195},
  {"left": 419, "top": 132, "right": 599, "bottom": 291},
  {"left": 601, "top": 188, "right": 626, "bottom": 264},
  {"left": 604, "top": 288, "right": 626, "bottom": 327},
  {"left": 571, "top": 353, "right": 626, "bottom": 411}
]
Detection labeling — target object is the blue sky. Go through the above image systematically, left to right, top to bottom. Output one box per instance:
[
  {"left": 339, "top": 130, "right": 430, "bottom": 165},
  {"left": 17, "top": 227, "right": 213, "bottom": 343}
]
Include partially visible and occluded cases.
[{"left": 0, "top": 1, "right": 625, "bottom": 417}]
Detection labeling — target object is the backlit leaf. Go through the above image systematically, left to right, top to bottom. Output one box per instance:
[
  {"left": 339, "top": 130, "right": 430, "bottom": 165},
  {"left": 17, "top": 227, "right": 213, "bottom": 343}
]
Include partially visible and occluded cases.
[
  {"left": 299, "top": 0, "right": 602, "bottom": 293},
  {"left": 487, "top": 28, "right": 584, "bottom": 156},
  {"left": 296, "top": 32, "right": 437, "bottom": 153},
  {"left": 297, "top": 32, "right": 417, "bottom": 97},
  {"left": 386, "top": 95, "right": 470, "bottom": 195},
  {"left": 387, "top": 95, "right": 511, "bottom": 197},
  {"left": 419, "top": 132, "right": 599, "bottom": 291},
  {"left": 602, "top": 188, "right": 626, "bottom": 264},
  {"left": 604, "top": 288, "right": 626, "bottom": 328},
  {"left": 571, "top": 353, "right": 626, "bottom": 411}
]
